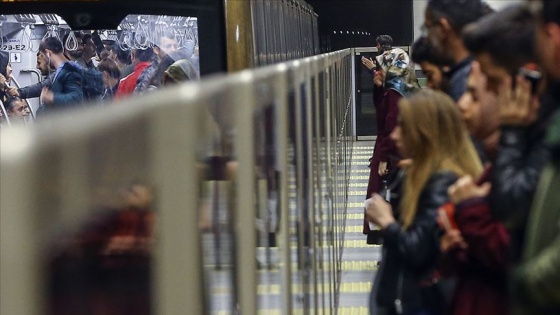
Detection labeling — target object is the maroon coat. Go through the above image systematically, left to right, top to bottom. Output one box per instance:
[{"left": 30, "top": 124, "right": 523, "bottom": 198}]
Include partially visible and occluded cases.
[
  {"left": 363, "top": 86, "right": 401, "bottom": 234},
  {"left": 446, "top": 168, "right": 511, "bottom": 315}
]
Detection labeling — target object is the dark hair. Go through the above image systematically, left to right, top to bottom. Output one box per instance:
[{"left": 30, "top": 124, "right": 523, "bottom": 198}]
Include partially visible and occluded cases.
[
  {"left": 427, "top": 0, "right": 485, "bottom": 33},
  {"left": 542, "top": 0, "right": 560, "bottom": 24},
  {"left": 481, "top": 2, "right": 495, "bottom": 15},
  {"left": 463, "top": 4, "right": 535, "bottom": 74},
  {"left": 82, "top": 33, "right": 93, "bottom": 44},
  {"left": 376, "top": 35, "right": 393, "bottom": 52},
  {"left": 411, "top": 36, "right": 443, "bottom": 66},
  {"left": 39, "top": 37, "right": 63, "bottom": 54},
  {"left": 110, "top": 44, "right": 131, "bottom": 65},
  {"left": 133, "top": 48, "right": 154, "bottom": 62},
  {"left": 98, "top": 58, "right": 121, "bottom": 79},
  {"left": 4, "top": 96, "right": 21, "bottom": 112}
]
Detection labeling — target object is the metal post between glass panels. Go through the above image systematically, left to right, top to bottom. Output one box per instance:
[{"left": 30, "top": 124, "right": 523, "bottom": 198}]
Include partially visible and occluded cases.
[
  {"left": 303, "top": 58, "right": 318, "bottom": 315},
  {"left": 273, "top": 64, "right": 293, "bottom": 315},
  {"left": 233, "top": 73, "right": 258, "bottom": 315},
  {"left": 153, "top": 99, "right": 205, "bottom": 315},
  {"left": 0, "top": 139, "right": 40, "bottom": 315}
]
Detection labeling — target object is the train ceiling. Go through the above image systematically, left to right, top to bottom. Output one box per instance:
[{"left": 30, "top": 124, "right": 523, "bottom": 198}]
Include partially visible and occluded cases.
[{"left": 0, "top": 0, "right": 220, "bottom": 30}]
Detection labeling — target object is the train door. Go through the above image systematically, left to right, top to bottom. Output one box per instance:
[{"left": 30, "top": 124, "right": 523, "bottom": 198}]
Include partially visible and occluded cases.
[{"left": 353, "top": 47, "right": 378, "bottom": 140}]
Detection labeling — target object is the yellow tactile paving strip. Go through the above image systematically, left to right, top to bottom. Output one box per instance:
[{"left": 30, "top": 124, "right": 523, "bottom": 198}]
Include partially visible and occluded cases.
[
  {"left": 211, "top": 282, "right": 372, "bottom": 295},
  {"left": 215, "top": 307, "right": 368, "bottom": 315}
]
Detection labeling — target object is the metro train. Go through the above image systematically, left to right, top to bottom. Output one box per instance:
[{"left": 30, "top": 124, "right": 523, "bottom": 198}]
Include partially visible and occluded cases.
[
  {"left": 0, "top": 0, "right": 319, "bottom": 120},
  {"left": 0, "top": 0, "right": 319, "bottom": 72}
]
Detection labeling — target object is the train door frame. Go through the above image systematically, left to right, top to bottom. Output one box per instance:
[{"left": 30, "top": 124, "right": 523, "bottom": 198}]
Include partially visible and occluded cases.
[{"left": 352, "top": 46, "right": 409, "bottom": 141}]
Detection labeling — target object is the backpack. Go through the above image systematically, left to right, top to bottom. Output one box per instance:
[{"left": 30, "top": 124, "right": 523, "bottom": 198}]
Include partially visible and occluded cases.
[{"left": 80, "top": 67, "right": 104, "bottom": 101}]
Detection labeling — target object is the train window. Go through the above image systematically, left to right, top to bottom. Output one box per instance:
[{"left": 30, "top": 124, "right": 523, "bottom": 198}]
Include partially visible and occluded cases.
[{"left": 0, "top": 13, "right": 199, "bottom": 122}]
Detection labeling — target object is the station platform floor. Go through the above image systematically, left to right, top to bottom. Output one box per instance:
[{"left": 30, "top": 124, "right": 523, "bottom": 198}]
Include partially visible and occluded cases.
[
  {"left": 205, "top": 142, "right": 380, "bottom": 315},
  {"left": 337, "top": 142, "right": 380, "bottom": 315}
]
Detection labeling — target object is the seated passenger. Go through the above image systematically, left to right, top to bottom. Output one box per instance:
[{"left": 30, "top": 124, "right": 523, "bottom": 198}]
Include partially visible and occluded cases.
[{"left": 4, "top": 96, "right": 30, "bottom": 122}]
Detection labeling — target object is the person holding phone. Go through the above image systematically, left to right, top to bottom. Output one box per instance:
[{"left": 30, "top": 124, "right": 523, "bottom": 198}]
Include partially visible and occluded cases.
[
  {"left": 462, "top": 3, "right": 555, "bottom": 265},
  {"left": 361, "top": 35, "right": 393, "bottom": 74},
  {"left": 362, "top": 46, "right": 415, "bottom": 244},
  {"left": 437, "top": 61, "right": 512, "bottom": 315},
  {"left": 365, "top": 90, "right": 482, "bottom": 315}
]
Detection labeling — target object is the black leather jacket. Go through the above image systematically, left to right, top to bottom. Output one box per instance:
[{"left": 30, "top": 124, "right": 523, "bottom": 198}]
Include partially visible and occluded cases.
[
  {"left": 490, "top": 82, "right": 559, "bottom": 262},
  {"left": 375, "top": 171, "right": 458, "bottom": 314}
]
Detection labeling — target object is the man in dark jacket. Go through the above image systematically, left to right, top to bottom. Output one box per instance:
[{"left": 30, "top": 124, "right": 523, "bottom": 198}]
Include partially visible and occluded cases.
[
  {"left": 423, "top": 0, "right": 486, "bottom": 102},
  {"left": 510, "top": 0, "right": 560, "bottom": 313},
  {"left": 462, "top": 3, "right": 556, "bottom": 262},
  {"left": 37, "top": 37, "right": 83, "bottom": 115},
  {"left": 7, "top": 51, "right": 54, "bottom": 100}
]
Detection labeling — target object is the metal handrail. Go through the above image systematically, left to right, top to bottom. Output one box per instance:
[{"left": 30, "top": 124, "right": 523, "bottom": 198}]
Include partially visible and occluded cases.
[{"left": 0, "top": 99, "right": 11, "bottom": 127}]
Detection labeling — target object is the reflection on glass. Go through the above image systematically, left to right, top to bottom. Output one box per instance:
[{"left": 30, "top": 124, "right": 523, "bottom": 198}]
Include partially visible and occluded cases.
[
  {"left": 199, "top": 96, "right": 237, "bottom": 314},
  {"left": 46, "top": 182, "right": 155, "bottom": 315}
]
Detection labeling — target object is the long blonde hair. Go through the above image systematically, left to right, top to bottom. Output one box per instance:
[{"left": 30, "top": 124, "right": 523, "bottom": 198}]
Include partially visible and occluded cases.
[{"left": 398, "top": 89, "right": 483, "bottom": 229}]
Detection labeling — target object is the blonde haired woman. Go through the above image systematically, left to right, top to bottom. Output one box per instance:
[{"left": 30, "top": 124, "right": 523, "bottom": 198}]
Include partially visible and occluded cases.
[{"left": 366, "top": 89, "right": 482, "bottom": 315}]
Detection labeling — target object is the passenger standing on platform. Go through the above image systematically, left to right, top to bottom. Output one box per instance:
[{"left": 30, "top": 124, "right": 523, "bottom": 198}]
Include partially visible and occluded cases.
[
  {"left": 423, "top": 0, "right": 486, "bottom": 102},
  {"left": 509, "top": 0, "right": 560, "bottom": 313},
  {"left": 462, "top": 4, "right": 553, "bottom": 263},
  {"left": 361, "top": 35, "right": 393, "bottom": 73},
  {"left": 411, "top": 36, "right": 448, "bottom": 91},
  {"left": 362, "top": 47, "right": 417, "bottom": 244},
  {"left": 440, "top": 61, "right": 510, "bottom": 315},
  {"left": 366, "top": 90, "right": 482, "bottom": 315}
]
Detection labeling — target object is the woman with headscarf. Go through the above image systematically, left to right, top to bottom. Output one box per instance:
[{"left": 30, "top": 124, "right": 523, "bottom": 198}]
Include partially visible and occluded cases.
[{"left": 363, "top": 47, "right": 418, "bottom": 243}]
